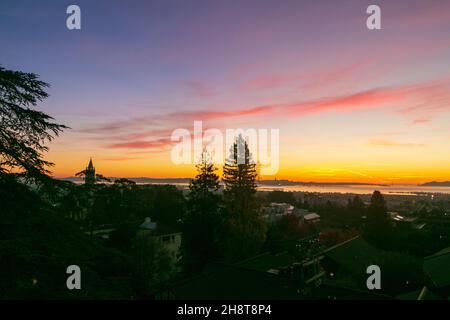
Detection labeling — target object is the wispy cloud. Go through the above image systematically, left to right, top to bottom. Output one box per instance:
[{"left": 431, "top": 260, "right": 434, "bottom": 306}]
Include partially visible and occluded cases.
[
  {"left": 238, "top": 60, "right": 373, "bottom": 93},
  {"left": 78, "top": 78, "right": 450, "bottom": 151},
  {"left": 284, "top": 87, "right": 406, "bottom": 116},
  {"left": 170, "top": 105, "right": 276, "bottom": 121},
  {"left": 411, "top": 118, "right": 431, "bottom": 125},
  {"left": 106, "top": 138, "right": 172, "bottom": 150},
  {"left": 367, "top": 139, "right": 427, "bottom": 147},
  {"left": 101, "top": 157, "right": 141, "bottom": 161}
]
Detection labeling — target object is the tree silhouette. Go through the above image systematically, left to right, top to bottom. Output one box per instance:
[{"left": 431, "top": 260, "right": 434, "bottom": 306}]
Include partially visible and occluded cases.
[
  {"left": 0, "top": 66, "right": 67, "bottom": 181},
  {"left": 0, "top": 67, "right": 132, "bottom": 299},
  {"left": 222, "top": 135, "right": 266, "bottom": 262},
  {"left": 223, "top": 135, "right": 258, "bottom": 195},
  {"left": 182, "top": 150, "right": 222, "bottom": 274},
  {"left": 75, "top": 170, "right": 111, "bottom": 183},
  {"left": 114, "top": 178, "right": 136, "bottom": 186},
  {"left": 364, "top": 190, "right": 391, "bottom": 247},
  {"left": 347, "top": 195, "right": 366, "bottom": 227}
]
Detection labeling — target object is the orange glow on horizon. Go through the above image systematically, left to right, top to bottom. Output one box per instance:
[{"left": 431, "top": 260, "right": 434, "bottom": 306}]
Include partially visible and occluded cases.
[{"left": 49, "top": 153, "right": 450, "bottom": 185}]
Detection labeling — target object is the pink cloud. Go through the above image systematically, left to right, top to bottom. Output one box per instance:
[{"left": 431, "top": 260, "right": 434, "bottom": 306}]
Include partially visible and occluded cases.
[
  {"left": 238, "top": 60, "right": 373, "bottom": 94},
  {"left": 80, "top": 78, "right": 450, "bottom": 151},
  {"left": 285, "top": 87, "right": 407, "bottom": 116},
  {"left": 170, "top": 104, "right": 276, "bottom": 122},
  {"left": 78, "top": 118, "right": 159, "bottom": 135},
  {"left": 411, "top": 118, "right": 431, "bottom": 125},
  {"left": 106, "top": 138, "right": 172, "bottom": 150}
]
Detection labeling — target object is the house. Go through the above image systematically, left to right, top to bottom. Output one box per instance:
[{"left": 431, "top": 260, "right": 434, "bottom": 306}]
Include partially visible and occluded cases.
[
  {"left": 263, "top": 202, "right": 295, "bottom": 223},
  {"left": 389, "top": 212, "right": 427, "bottom": 230},
  {"left": 389, "top": 212, "right": 419, "bottom": 224},
  {"left": 303, "top": 213, "right": 320, "bottom": 224},
  {"left": 138, "top": 217, "right": 182, "bottom": 264},
  {"left": 321, "top": 236, "right": 382, "bottom": 283},
  {"left": 397, "top": 246, "right": 450, "bottom": 300},
  {"left": 155, "top": 249, "right": 327, "bottom": 300},
  {"left": 155, "top": 250, "right": 390, "bottom": 300},
  {"left": 155, "top": 260, "right": 302, "bottom": 300}
]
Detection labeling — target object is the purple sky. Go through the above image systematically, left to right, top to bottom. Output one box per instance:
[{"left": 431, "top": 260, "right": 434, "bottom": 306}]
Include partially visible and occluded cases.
[{"left": 1, "top": 0, "right": 450, "bottom": 182}]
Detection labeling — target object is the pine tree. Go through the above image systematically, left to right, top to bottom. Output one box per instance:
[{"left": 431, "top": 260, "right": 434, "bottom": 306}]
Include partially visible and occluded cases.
[
  {"left": 0, "top": 66, "right": 67, "bottom": 182},
  {"left": 222, "top": 135, "right": 266, "bottom": 262},
  {"left": 182, "top": 151, "right": 222, "bottom": 274},
  {"left": 189, "top": 151, "right": 220, "bottom": 202},
  {"left": 364, "top": 190, "right": 391, "bottom": 246},
  {"left": 347, "top": 195, "right": 366, "bottom": 227}
]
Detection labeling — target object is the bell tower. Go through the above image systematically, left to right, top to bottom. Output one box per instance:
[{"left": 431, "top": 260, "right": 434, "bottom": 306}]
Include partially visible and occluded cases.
[{"left": 85, "top": 158, "right": 96, "bottom": 185}]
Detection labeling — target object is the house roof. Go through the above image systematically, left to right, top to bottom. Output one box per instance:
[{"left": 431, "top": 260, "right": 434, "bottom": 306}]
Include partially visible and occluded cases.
[
  {"left": 304, "top": 213, "right": 320, "bottom": 220},
  {"left": 139, "top": 217, "right": 156, "bottom": 230},
  {"left": 138, "top": 218, "right": 180, "bottom": 236},
  {"left": 323, "top": 236, "right": 383, "bottom": 275},
  {"left": 423, "top": 247, "right": 450, "bottom": 289},
  {"left": 236, "top": 252, "right": 296, "bottom": 272},
  {"left": 159, "top": 259, "right": 393, "bottom": 300},
  {"left": 164, "top": 264, "right": 300, "bottom": 300},
  {"left": 312, "top": 280, "right": 392, "bottom": 300},
  {"left": 396, "top": 287, "right": 443, "bottom": 300}
]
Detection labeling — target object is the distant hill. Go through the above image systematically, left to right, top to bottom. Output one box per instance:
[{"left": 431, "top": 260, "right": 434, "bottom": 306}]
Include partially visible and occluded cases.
[{"left": 420, "top": 181, "right": 450, "bottom": 187}]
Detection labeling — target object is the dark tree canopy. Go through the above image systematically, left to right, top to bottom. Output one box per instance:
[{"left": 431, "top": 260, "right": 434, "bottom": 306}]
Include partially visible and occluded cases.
[
  {"left": 0, "top": 66, "right": 67, "bottom": 180},
  {"left": 223, "top": 134, "right": 258, "bottom": 198},
  {"left": 222, "top": 135, "right": 266, "bottom": 261},
  {"left": 189, "top": 150, "right": 220, "bottom": 205},
  {"left": 182, "top": 151, "right": 222, "bottom": 274},
  {"left": 75, "top": 169, "right": 111, "bottom": 183},
  {"left": 114, "top": 178, "right": 137, "bottom": 186},
  {"left": 364, "top": 190, "right": 391, "bottom": 247},
  {"left": 368, "top": 191, "right": 387, "bottom": 217},
  {"left": 347, "top": 195, "right": 366, "bottom": 227}
]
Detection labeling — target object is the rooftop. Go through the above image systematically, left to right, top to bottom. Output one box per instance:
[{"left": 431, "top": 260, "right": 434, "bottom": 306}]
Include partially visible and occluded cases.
[
  {"left": 304, "top": 213, "right": 320, "bottom": 220},
  {"left": 323, "top": 236, "right": 383, "bottom": 275},
  {"left": 423, "top": 247, "right": 450, "bottom": 289},
  {"left": 160, "top": 263, "right": 300, "bottom": 300}
]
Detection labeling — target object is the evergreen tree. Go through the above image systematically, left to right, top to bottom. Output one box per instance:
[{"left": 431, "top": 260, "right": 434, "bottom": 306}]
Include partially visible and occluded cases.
[
  {"left": 0, "top": 66, "right": 67, "bottom": 182},
  {"left": 0, "top": 67, "right": 132, "bottom": 299},
  {"left": 222, "top": 135, "right": 266, "bottom": 262},
  {"left": 182, "top": 151, "right": 222, "bottom": 274},
  {"left": 364, "top": 190, "right": 391, "bottom": 246},
  {"left": 347, "top": 195, "right": 366, "bottom": 227}
]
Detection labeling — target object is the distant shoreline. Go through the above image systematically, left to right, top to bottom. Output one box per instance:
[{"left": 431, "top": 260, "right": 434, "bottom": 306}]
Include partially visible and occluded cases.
[
  {"left": 58, "top": 176, "right": 449, "bottom": 187},
  {"left": 58, "top": 176, "right": 388, "bottom": 186},
  {"left": 56, "top": 177, "right": 450, "bottom": 195}
]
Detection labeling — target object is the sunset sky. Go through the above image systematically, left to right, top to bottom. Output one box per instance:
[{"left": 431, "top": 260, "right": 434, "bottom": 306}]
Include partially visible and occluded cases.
[{"left": 1, "top": 0, "right": 450, "bottom": 183}]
